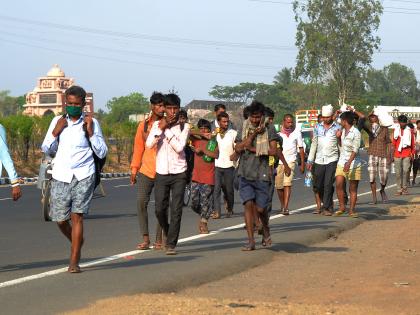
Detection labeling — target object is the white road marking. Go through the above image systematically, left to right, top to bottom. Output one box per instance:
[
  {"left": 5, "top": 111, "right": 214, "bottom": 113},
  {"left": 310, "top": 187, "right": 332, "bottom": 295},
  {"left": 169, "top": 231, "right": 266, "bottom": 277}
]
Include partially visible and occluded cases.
[
  {"left": 0, "top": 184, "right": 397, "bottom": 289},
  {"left": 114, "top": 184, "right": 131, "bottom": 188},
  {"left": 0, "top": 198, "right": 12, "bottom": 201}
]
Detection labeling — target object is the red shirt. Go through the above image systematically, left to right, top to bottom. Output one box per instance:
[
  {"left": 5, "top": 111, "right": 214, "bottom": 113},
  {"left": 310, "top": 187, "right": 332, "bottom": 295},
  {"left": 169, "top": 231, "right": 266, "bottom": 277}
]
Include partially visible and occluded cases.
[
  {"left": 393, "top": 129, "right": 415, "bottom": 158},
  {"left": 192, "top": 139, "right": 215, "bottom": 185}
]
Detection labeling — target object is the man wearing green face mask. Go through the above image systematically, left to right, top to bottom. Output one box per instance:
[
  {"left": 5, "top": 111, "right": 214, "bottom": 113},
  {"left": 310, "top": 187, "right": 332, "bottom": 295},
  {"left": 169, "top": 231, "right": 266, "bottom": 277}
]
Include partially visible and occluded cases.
[{"left": 41, "top": 85, "right": 108, "bottom": 273}]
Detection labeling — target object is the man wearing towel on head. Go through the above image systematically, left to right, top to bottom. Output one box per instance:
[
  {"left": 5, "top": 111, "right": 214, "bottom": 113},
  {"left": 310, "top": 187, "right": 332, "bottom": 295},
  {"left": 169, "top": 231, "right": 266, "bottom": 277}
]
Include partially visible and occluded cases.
[{"left": 307, "top": 105, "right": 341, "bottom": 216}]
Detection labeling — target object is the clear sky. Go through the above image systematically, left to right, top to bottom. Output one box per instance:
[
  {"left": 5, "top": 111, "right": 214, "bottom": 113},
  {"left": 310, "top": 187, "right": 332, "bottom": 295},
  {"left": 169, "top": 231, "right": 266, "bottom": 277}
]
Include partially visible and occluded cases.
[{"left": 1, "top": 0, "right": 420, "bottom": 110}]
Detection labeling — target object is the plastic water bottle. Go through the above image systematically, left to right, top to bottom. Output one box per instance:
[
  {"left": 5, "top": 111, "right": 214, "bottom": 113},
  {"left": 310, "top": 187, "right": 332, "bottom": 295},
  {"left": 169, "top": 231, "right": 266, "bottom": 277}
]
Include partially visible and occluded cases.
[{"left": 304, "top": 171, "right": 313, "bottom": 187}]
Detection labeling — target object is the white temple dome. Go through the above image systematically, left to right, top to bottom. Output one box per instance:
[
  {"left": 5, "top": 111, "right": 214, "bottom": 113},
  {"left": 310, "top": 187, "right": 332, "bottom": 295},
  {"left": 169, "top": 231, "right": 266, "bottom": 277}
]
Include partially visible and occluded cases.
[{"left": 47, "top": 64, "right": 65, "bottom": 77}]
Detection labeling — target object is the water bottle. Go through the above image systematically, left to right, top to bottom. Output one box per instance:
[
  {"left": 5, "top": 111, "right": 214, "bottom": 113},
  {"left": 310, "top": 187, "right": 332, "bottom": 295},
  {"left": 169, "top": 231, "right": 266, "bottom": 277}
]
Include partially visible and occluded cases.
[
  {"left": 203, "top": 131, "right": 218, "bottom": 163},
  {"left": 304, "top": 171, "right": 313, "bottom": 187}
]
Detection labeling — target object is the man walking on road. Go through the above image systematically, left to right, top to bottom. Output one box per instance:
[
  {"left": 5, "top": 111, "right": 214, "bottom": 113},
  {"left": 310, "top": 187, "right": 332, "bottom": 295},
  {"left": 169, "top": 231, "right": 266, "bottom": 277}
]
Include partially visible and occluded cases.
[
  {"left": 42, "top": 86, "right": 108, "bottom": 273},
  {"left": 130, "top": 92, "right": 166, "bottom": 250},
  {"left": 146, "top": 93, "right": 189, "bottom": 255},
  {"left": 235, "top": 101, "right": 279, "bottom": 251},
  {"left": 307, "top": 105, "right": 341, "bottom": 216},
  {"left": 354, "top": 110, "right": 391, "bottom": 204},
  {"left": 334, "top": 111, "right": 362, "bottom": 218},
  {"left": 213, "top": 112, "right": 237, "bottom": 219},
  {"left": 276, "top": 114, "right": 305, "bottom": 215},
  {"left": 393, "top": 115, "right": 415, "bottom": 195},
  {"left": 190, "top": 119, "right": 219, "bottom": 234},
  {"left": 412, "top": 120, "right": 420, "bottom": 185},
  {"left": 0, "top": 124, "right": 22, "bottom": 201}
]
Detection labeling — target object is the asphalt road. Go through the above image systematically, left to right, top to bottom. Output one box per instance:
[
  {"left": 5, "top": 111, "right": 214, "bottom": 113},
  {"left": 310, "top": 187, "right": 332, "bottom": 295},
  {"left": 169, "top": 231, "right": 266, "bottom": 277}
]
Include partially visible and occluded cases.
[{"left": 0, "top": 155, "right": 408, "bottom": 314}]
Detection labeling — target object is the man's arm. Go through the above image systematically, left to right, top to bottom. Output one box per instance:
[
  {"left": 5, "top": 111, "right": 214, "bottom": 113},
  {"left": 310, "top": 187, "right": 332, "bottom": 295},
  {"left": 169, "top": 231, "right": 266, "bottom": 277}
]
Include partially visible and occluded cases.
[
  {"left": 41, "top": 116, "right": 61, "bottom": 156},
  {"left": 89, "top": 119, "right": 108, "bottom": 159},
  {"left": 130, "top": 121, "right": 146, "bottom": 174},
  {"left": 146, "top": 122, "right": 162, "bottom": 149},
  {"left": 164, "top": 124, "right": 190, "bottom": 154},
  {"left": 0, "top": 126, "right": 19, "bottom": 183},
  {"left": 0, "top": 126, "right": 21, "bottom": 201},
  {"left": 307, "top": 128, "right": 318, "bottom": 165}
]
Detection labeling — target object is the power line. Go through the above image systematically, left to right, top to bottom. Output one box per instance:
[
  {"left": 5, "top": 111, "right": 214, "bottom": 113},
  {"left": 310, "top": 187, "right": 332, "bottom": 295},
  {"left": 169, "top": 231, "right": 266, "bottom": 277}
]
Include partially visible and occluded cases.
[
  {"left": 0, "top": 15, "right": 293, "bottom": 51},
  {"left": 2, "top": 23, "right": 420, "bottom": 55},
  {"left": 0, "top": 29, "right": 282, "bottom": 70},
  {"left": 0, "top": 37, "right": 275, "bottom": 78}
]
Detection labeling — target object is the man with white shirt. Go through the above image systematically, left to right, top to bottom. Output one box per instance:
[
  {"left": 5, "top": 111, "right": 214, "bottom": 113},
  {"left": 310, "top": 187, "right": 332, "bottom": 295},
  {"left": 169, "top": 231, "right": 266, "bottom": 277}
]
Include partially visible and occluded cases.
[
  {"left": 42, "top": 86, "right": 108, "bottom": 273},
  {"left": 146, "top": 93, "right": 189, "bottom": 255},
  {"left": 213, "top": 112, "right": 237, "bottom": 218},
  {"left": 276, "top": 114, "right": 305, "bottom": 215}
]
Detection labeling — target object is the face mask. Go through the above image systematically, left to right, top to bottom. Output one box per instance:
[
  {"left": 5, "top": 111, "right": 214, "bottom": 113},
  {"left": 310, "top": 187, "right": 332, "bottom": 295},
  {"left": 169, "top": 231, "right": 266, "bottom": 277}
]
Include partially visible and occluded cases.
[{"left": 66, "top": 106, "right": 83, "bottom": 117}]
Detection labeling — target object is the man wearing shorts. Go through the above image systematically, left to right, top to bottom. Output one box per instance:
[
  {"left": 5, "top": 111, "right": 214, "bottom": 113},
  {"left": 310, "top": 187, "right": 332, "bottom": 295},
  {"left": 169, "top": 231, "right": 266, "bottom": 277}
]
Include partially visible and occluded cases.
[
  {"left": 42, "top": 86, "right": 108, "bottom": 273},
  {"left": 235, "top": 101, "right": 279, "bottom": 251},
  {"left": 334, "top": 111, "right": 362, "bottom": 218},
  {"left": 276, "top": 114, "right": 305, "bottom": 215}
]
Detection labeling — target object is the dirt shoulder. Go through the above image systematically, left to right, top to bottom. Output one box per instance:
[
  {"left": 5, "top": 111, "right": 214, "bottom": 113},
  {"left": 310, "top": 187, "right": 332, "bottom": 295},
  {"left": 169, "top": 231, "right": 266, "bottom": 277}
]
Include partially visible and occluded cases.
[{"left": 65, "top": 198, "right": 420, "bottom": 315}]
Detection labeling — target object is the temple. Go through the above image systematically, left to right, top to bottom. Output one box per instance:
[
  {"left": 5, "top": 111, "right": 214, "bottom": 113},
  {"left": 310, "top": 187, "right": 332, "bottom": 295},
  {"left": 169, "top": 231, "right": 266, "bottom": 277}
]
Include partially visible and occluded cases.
[{"left": 23, "top": 64, "right": 93, "bottom": 116}]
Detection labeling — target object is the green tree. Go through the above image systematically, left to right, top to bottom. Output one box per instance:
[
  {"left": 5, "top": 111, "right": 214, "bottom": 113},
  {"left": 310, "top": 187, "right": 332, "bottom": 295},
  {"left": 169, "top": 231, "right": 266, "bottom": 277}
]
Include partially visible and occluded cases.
[
  {"left": 293, "top": 0, "right": 383, "bottom": 105},
  {"left": 365, "top": 63, "right": 418, "bottom": 106},
  {"left": 209, "top": 83, "right": 260, "bottom": 104},
  {"left": 0, "top": 91, "right": 24, "bottom": 116},
  {"left": 105, "top": 92, "right": 149, "bottom": 123}
]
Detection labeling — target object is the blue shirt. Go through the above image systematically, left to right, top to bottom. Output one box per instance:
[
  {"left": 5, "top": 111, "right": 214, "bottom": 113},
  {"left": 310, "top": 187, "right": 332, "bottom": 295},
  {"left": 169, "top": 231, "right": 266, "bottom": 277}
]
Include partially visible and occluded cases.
[
  {"left": 41, "top": 114, "right": 108, "bottom": 183},
  {"left": 308, "top": 121, "right": 341, "bottom": 165},
  {"left": 0, "top": 124, "right": 19, "bottom": 184}
]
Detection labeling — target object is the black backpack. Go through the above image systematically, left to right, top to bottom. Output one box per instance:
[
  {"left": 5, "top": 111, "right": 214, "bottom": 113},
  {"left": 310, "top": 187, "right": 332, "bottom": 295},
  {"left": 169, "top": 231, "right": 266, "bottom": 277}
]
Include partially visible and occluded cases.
[{"left": 83, "top": 124, "right": 106, "bottom": 189}]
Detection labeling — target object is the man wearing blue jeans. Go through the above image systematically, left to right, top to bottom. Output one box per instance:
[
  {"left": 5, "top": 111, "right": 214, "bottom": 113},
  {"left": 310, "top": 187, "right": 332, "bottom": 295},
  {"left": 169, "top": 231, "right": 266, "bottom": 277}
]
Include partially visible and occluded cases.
[{"left": 235, "top": 101, "right": 280, "bottom": 251}]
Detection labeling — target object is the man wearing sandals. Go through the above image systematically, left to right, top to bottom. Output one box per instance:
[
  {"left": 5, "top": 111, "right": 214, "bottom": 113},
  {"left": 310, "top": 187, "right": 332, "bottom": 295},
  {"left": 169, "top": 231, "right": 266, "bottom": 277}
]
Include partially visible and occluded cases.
[
  {"left": 41, "top": 86, "right": 108, "bottom": 273},
  {"left": 130, "top": 92, "right": 166, "bottom": 251},
  {"left": 146, "top": 93, "right": 189, "bottom": 255},
  {"left": 235, "top": 101, "right": 280, "bottom": 251},
  {"left": 307, "top": 105, "right": 341, "bottom": 216},
  {"left": 334, "top": 111, "right": 362, "bottom": 218},
  {"left": 393, "top": 115, "right": 415, "bottom": 196}
]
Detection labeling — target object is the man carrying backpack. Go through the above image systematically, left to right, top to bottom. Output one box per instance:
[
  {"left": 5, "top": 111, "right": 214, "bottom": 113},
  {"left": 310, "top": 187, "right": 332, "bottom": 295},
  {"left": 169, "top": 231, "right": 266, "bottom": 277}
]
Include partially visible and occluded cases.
[{"left": 41, "top": 86, "right": 108, "bottom": 273}]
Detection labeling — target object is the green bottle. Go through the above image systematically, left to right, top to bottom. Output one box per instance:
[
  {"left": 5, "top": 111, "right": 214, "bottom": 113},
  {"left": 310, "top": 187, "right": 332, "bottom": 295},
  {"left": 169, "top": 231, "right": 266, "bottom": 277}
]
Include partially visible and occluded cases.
[{"left": 203, "top": 136, "right": 217, "bottom": 163}]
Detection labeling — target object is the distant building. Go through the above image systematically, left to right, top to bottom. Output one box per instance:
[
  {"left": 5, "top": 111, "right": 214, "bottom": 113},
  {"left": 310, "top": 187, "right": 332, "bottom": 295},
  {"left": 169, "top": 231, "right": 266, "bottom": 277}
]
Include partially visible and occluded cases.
[
  {"left": 23, "top": 64, "right": 94, "bottom": 117},
  {"left": 184, "top": 100, "right": 244, "bottom": 123},
  {"left": 129, "top": 113, "right": 150, "bottom": 123}
]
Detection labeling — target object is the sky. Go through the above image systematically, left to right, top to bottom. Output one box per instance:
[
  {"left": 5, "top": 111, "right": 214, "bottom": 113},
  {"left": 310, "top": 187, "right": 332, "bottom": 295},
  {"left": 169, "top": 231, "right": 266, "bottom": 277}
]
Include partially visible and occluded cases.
[{"left": 1, "top": 0, "right": 420, "bottom": 110}]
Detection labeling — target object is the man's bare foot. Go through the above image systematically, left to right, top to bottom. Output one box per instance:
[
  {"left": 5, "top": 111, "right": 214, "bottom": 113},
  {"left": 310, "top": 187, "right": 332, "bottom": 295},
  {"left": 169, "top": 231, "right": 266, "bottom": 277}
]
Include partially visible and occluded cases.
[{"left": 380, "top": 190, "right": 388, "bottom": 203}]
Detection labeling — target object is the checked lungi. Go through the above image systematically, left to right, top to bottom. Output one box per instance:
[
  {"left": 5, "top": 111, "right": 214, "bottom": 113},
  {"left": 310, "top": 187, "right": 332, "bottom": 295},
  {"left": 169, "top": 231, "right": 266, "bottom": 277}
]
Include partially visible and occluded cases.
[{"left": 368, "top": 155, "right": 389, "bottom": 186}]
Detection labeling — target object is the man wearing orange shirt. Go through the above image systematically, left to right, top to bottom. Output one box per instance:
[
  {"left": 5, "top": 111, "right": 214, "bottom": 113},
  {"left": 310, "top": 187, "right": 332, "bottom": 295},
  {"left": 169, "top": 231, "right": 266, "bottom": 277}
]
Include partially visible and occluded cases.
[{"left": 130, "top": 92, "right": 166, "bottom": 250}]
